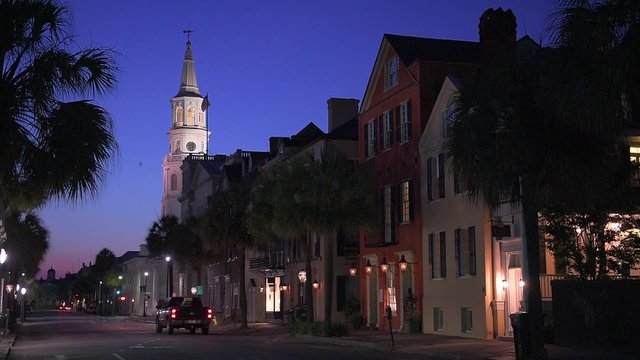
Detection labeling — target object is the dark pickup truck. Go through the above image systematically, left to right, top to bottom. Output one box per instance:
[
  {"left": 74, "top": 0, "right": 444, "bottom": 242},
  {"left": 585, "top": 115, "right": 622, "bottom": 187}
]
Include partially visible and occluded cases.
[{"left": 156, "top": 296, "right": 214, "bottom": 335}]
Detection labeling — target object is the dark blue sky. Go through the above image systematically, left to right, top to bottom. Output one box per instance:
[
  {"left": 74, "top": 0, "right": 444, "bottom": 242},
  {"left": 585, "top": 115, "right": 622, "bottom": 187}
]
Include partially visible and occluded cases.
[{"left": 40, "top": 0, "right": 555, "bottom": 277}]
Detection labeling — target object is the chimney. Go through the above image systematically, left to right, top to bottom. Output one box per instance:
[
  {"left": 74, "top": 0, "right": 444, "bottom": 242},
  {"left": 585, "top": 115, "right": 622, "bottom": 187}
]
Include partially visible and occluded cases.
[
  {"left": 478, "top": 8, "right": 516, "bottom": 64},
  {"left": 327, "top": 98, "right": 359, "bottom": 132},
  {"left": 139, "top": 244, "right": 149, "bottom": 257}
]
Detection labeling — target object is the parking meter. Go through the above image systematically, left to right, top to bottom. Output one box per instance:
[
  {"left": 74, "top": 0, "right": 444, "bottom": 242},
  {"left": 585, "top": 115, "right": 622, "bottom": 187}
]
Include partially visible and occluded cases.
[{"left": 385, "top": 305, "right": 392, "bottom": 320}]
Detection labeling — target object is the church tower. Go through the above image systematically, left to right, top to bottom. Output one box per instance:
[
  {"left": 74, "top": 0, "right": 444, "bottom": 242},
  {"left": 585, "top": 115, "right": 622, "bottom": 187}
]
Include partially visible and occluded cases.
[{"left": 161, "top": 36, "right": 210, "bottom": 218}]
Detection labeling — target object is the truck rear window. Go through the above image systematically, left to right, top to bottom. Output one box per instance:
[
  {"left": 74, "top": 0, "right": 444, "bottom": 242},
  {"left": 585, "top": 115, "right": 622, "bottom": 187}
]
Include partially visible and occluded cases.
[{"left": 182, "top": 297, "right": 203, "bottom": 307}]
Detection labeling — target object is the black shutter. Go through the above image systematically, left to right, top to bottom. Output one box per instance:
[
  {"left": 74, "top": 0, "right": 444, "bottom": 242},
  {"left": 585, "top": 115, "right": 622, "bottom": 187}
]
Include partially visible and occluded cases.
[
  {"left": 406, "top": 100, "right": 412, "bottom": 139},
  {"left": 396, "top": 106, "right": 401, "bottom": 142},
  {"left": 389, "top": 110, "right": 394, "bottom": 146},
  {"left": 378, "top": 116, "right": 384, "bottom": 151},
  {"left": 373, "top": 120, "right": 378, "bottom": 155},
  {"left": 364, "top": 123, "right": 369, "bottom": 158},
  {"left": 438, "top": 153, "right": 445, "bottom": 198},
  {"left": 427, "top": 158, "right": 433, "bottom": 201},
  {"left": 395, "top": 183, "right": 402, "bottom": 224},
  {"left": 379, "top": 188, "right": 385, "bottom": 243},
  {"left": 469, "top": 226, "right": 477, "bottom": 275},
  {"left": 454, "top": 229, "right": 460, "bottom": 276},
  {"left": 440, "top": 231, "right": 447, "bottom": 278},
  {"left": 428, "top": 234, "right": 434, "bottom": 278}
]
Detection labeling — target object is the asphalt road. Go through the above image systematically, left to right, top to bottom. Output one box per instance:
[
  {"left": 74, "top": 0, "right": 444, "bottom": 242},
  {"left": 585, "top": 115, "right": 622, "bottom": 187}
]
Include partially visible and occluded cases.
[{"left": 9, "top": 310, "right": 424, "bottom": 360}]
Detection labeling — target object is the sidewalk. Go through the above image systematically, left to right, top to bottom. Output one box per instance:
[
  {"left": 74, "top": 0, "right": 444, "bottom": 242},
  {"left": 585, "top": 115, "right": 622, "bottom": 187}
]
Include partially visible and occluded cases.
[
  {"left": 129, "top": 316, "right": 638, "bottom": 359},
  {"left": 0, "top": 332, "right": 16, "bottom": 360}
]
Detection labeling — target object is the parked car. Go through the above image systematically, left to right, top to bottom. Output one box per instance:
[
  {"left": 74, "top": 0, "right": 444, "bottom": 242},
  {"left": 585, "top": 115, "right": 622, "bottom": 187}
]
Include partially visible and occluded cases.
[{"left": 156, "top": 296, "right": 213, "bottom": 335}]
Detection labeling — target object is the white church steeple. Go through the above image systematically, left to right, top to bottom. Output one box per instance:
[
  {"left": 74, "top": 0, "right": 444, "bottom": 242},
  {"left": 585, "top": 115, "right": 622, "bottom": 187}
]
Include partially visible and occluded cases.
[{"left": 161, "top": 35, "right": 210, "bottom": 218}]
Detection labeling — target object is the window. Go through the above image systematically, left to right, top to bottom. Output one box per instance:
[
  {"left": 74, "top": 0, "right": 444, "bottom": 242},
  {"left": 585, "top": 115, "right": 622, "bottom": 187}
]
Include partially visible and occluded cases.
[
  {"left": 384, "top": 55, "right": 399, "bottom": 89},
  {"left": 398, "top": 101, "right": 411, "bottom": 143},
  {"left": 175, "top": 107, "right": 183, "bottom": 125},
  {"left": 187, "top": 107, "right": 195, "bottom": 126},
  {"left": 382, "top": 111, "right": 392, "bottom": 150},
  {"left": 365, "top": 120, "right": 376, "bottom": 158},
  {"left": 174, "top": 140, "right": 181, "bottom": 154},
  {"left": 631, "top": 146, "right": 640, "bottom": 186},
  {"left": 427, "top": 154, "right": 445, "bottom": 200},
  {"left": 453, "top": 167, "right": 466, "bottom": 194},
  {"left": 170, "top": 174, "right": 178, "bottom": 191},
  {"left": 400, "top": 180, "right": 412, "bottom": 223},
  {"left": 455, "top": 227, "right": 477, "bottom": 277},
  {"left": 429, "top": 232, "right": 447, "bottom": 278},
  {"left": 433, "top": 307, "right": 444, "bottom": 331},
  {"left": 461, "top": 307, "right": 473, "bottom": 333}
]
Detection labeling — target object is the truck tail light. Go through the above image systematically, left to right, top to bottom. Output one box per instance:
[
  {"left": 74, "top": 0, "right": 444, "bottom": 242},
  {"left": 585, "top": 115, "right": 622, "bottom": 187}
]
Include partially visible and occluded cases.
[
  {"left": 171, "top": 308, "right": 177, "bottom": 319},
  {"left": 207, "top": 308, "right": 213, "bottom": 319}
]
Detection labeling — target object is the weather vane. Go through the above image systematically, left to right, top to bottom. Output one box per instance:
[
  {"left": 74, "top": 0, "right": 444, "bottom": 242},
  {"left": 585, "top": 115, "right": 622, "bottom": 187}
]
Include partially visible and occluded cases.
[{"left": 183, "top": 29, "right": 194, "bottom": 42}]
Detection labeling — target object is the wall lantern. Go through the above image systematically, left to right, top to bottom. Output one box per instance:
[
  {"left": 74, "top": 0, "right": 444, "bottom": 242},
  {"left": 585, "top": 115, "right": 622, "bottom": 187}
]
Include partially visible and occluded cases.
[
  {"left": 0, "top": 248, "right": 7, "bottom": 264},
  {"left": 398, "top": 255, "right": 408, "bottom": 272},
  {"left": 379, "top": 257, "right": 389, "bottom": 273},
  {"left": 364, "top": 260, "right": 373, "bottom": 275},
  {"left": 348, "top": 263, "right": 358, "bottom": 277},
  {"left": 297, "top": 270, "right": 307, "bottom": 284},
  {"left": 502, "top": 279, "right": 508, "bottom": 290},
  {"left": 519, "top": 279, "right": 525, "bottom": 288},
  {"left": 312, "top": 280, "right": 320, "bottom": 289},
  {"left": 280, "top": 283, "right": 289, "bottom": 292},
  {"left": 5, "top": 284, "right": 13, "bottom": 293},
  {"left": 259, "top": 286, "right": 264, "bottom": 293}
]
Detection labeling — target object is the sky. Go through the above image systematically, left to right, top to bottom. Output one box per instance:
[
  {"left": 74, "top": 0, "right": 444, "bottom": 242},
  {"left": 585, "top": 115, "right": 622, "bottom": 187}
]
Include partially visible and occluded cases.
[{"left": 38, "top": 0, "right": 556, "bottom": 278}]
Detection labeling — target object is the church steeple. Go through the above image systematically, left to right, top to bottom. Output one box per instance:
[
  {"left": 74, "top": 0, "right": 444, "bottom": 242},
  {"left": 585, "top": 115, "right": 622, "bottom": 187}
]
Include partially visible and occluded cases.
[{"left": 176, "top": 36, "right": 200, "bottom": 97}]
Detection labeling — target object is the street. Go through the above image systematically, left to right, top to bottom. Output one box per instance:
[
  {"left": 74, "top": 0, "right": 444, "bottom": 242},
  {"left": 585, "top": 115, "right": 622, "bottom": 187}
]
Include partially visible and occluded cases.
[{"left": 8, "top": 311, "right": 423, "bottom": 360}]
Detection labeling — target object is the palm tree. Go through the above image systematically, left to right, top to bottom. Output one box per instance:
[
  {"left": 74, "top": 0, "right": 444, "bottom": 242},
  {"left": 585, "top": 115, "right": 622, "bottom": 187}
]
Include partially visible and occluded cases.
[
  {"left": 0, "top": 0, "right": 119, "bottom": 244},
  {"left": 447, "top": 2, "right": 639, "bottom": 358},
  {"left": 260, "top": 147, "right": 374, "bottom": 324},
  {"left": 201, "top": 172, "right": 264, "bottom": 329},
  {"left": 4, "top": 210, "right": 50, "bottom": 279}
]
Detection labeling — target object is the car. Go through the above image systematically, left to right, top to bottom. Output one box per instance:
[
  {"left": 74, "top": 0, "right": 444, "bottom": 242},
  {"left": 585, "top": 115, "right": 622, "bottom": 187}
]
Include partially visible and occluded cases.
[
  {"left": 155, "top": 296, "right": 214, "bottom": 335},
  {"left": 57, "top": 304, "right": 71, "bottom": 311}
]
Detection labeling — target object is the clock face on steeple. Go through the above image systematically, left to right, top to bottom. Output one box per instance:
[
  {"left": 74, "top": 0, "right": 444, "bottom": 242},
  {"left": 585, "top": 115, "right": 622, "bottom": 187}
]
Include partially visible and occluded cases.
[{"left": 186, "top": 141, "right": 196, "bottom": 151}]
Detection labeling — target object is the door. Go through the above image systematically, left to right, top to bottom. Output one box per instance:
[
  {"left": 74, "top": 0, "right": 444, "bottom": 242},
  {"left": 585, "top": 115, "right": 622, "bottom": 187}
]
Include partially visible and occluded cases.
[{"left": 506, "top": 253, "right": 523, "bottom": 335}]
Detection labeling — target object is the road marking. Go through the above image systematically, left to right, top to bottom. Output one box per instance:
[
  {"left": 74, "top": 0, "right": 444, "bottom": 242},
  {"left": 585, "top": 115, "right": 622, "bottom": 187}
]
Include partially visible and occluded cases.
[{"left": 112, "top": 353, "right": 125, "bottom": 360}]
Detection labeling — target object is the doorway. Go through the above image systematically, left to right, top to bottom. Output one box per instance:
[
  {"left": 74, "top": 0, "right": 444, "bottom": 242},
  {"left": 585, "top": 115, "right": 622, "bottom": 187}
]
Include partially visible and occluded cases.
[{"left": 506, "top": 253, "right": 523, "bottom": 335}]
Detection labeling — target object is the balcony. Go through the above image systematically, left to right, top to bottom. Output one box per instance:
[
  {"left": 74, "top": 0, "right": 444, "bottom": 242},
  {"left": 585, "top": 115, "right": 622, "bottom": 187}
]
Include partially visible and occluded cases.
[{"left": 250, "top": 252, "right": 284, "bottom": 272}]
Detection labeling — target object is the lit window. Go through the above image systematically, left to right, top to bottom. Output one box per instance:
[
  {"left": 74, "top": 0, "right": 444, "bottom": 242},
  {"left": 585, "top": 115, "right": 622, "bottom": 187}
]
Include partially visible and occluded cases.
[
  {"left": 384, "top": 56, "right": 399, "bottom": 89},
  {"left": 175, "top": 107, "right": 183, "bottom": 125},
  {"left": 187, "top": 107, "right": 195, "bottom": 126},
  {"left": 401, "top": 180, "right": 412, "bottom": 223}
]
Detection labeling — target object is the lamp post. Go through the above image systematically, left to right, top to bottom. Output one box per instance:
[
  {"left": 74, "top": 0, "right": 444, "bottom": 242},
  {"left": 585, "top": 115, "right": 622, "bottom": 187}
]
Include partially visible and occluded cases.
[
  {"left": 0, "top": 248, "right": 6, "bottom": 332},
  {"left": 165, "top": 256, "right": 172, "bottom": 298},
  {"left": 142, "top": 272, "right": 148, "bottom": 318},
  {"left": 19, "top": 287, "right": 26, "bottom": 323}
]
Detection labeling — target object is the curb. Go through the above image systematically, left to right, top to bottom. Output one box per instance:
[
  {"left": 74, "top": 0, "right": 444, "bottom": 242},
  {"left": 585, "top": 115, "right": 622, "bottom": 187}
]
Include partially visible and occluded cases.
[{"left": 0, "top": 334, "right": 16, "bottom": 360}]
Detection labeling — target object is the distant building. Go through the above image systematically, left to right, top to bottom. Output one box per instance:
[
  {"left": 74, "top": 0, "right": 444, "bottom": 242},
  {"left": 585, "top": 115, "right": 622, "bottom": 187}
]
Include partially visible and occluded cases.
[{"left": 47, "top": 266, "right": 56, "bottom": 281}]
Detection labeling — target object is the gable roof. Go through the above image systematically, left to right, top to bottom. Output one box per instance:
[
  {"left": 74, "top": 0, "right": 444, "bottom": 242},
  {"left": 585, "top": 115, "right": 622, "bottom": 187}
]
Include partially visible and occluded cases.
[
  {"left": 361, "top": 34, "right": 481, "bottom": 113},
  {"left": 385, "top": 34, "right": 480, "bottom": 67}
]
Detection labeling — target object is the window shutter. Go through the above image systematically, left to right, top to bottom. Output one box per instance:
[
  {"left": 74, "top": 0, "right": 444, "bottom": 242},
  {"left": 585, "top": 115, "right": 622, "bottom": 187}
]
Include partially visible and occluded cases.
[
  {"left": 406, "top": 99, "right": 412, "bottom": 139},
  {"left": 396, "top": 106, "right": 401, "bottom": 142},
  {"left": 389, "top": 110, "right": 394, "bottom": 146},
  {"left": 378, "top": 116, "right": 384, "bottom": 151},
  {"left": 373, "top": 119, "right": 378, "bottom": 155},
  {"left": 364, "top": 124, "right": 369, "bottom": 158},
  {"left": 438, "top": 153, "right": 445, "bottom": 198},
  {"left": 427, "top": 158, "right": 433, "bottom": 201},
  {"left": 454, "top": 168, "right": 460, "bottom": 194},
  {"left": 395, "top": 183, "right": 402, "bottom": 224},
  {"left": 390, "top": 185, "right": 396, "bottom": 243},
  {"left": 379, "top": 188, "right": 385, "bottom": 242},
  {"left": 469, "top": 226, "right": 477, "bottom": 275},
  {"left": 454, "top": 228, "right": 460, "bottom": 276},
  {"left": 440, "top": 231, "right": 447, "bottom": 278},
  {"left": 428, "top": 234, "right": 434, "bottom": 278}
]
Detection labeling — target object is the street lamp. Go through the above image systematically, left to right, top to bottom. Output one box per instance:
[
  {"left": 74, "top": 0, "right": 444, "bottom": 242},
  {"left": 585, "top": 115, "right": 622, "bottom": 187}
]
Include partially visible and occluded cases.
[
  {"left": 398, "top": 255, "right": 408, "bottom": 272},
  {"left": 379, "top": 257, "right": 389, "bottom": 273},
  {"left": 365, "top": 259, "right": 373, "bottom": 275},
  {"left": 143, "top": 272, "right": 149, "bottom": 318},
  {"left": 19, "top": 287, "right": 26, "bottom": 323},
  {"left": 191, "top": 287, "right": 197, "bottom": 295}
]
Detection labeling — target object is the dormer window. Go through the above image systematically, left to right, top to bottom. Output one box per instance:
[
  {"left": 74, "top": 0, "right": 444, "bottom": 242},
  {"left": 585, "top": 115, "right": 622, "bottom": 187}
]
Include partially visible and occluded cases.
[{"left": 384, "top": 55, "right": 399, "bottom": 90}]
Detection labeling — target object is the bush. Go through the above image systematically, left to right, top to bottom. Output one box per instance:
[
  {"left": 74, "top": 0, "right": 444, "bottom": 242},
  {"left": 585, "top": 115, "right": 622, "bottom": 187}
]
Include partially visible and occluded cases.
[{"left": 291, "top": 321, "right": 349, "bottom": 337}]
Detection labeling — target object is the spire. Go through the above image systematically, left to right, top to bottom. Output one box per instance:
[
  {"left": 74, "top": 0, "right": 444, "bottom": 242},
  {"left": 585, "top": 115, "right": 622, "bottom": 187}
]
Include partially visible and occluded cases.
[{"left": 176, "top": 31, "right": 200, "bottom": 97}]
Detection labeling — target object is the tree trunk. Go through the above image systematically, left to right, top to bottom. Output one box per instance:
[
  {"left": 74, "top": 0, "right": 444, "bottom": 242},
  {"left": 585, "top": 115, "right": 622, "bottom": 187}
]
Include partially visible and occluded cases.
[
  {"left": 520, "top": 176, "right": 545, "bottom": 360},
  {"left": 323, "top": 231, "right": 335, "bottom": 324},
  {"left": 304, "top": 232, "right": 313, "bottom": 322},
  {"left": 239, "top": 243, "right": 248, "bottom": 329}
]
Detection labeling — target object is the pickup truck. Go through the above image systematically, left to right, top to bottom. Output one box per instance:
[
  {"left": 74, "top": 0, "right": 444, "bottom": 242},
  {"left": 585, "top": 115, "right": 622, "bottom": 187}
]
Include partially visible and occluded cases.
[{"left": 155, "top": 296, "right": 214, "bottom": 335}]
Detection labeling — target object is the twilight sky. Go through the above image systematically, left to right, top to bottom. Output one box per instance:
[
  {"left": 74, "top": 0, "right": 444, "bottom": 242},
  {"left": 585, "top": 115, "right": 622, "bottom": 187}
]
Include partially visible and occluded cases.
[{"left": 38, "top": 0, "right": 555, "bottom": 278}]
